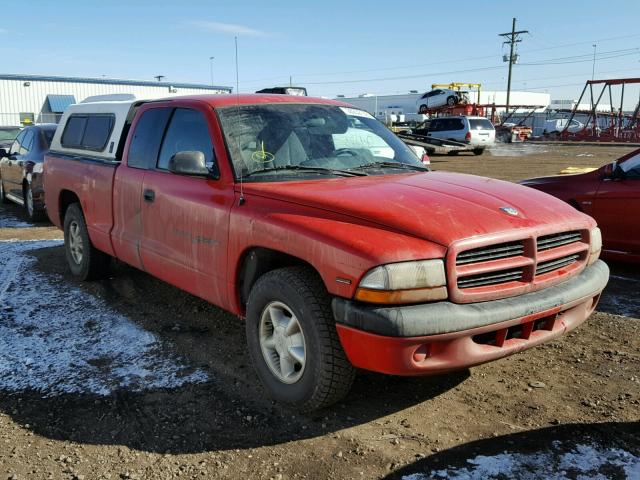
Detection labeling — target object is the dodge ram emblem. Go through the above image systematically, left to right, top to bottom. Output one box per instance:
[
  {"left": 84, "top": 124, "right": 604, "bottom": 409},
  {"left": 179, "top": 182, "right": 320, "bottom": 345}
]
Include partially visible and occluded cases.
[{"left": 500, "top": 206, "right": 519, "bottom": 216}]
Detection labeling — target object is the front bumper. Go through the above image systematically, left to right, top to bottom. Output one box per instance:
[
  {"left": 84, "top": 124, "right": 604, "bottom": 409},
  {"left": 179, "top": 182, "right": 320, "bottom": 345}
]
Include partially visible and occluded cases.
[{"left": 332, "top": 260, "right": 609, "bottom": 375}]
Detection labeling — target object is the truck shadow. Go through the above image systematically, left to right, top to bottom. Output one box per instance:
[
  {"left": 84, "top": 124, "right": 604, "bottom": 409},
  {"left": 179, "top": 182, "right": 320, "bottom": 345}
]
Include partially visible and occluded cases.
[
  {"left": 0, "top": 245, "right": 468, "bottom": 454},
  {"left": 383, "top": 420, "right": 640, "bottom": 479}
]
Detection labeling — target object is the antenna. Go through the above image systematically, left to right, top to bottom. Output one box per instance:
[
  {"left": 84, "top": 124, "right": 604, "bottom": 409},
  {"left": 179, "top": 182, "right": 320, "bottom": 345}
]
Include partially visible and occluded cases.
[{"left": 235, "top": 36, "right": 245, "bottom": 206}]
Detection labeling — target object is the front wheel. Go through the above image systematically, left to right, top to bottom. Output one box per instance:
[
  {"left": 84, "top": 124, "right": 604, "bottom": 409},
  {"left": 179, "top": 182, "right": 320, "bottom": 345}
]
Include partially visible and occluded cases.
[
  {"left": 446, "top": 96, "right": 456, "bottom": 106},
  {"left": 418, "top": 104, "right": 428, "bottom": 114},
  {"left": 63, "top": 203, "right": 110, "bottom": 280},
  {"left": 246, "top": 266, "right": 355, "bottom": 411}
]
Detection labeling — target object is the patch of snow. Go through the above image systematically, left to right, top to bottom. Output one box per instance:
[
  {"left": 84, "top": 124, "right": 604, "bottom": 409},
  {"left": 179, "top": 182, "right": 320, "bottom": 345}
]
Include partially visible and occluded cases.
[
  {"left": 489, "top": 144, "right": 549, "bottom": 157},
  {"left": 0, "top": 213, "right": 32, "bottom": 228},
  {"left": 0, "top": 240, "right": 208, "bottom": 396},
  {"left": 404, "top": 441, "right": 640, "bottom": 480}
]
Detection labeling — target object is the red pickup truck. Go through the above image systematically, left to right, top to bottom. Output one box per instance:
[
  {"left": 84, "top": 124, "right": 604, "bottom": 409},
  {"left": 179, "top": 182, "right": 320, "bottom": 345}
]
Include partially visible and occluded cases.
[{"left": 44, "top": 94, "right": 609, "bottom": 410}]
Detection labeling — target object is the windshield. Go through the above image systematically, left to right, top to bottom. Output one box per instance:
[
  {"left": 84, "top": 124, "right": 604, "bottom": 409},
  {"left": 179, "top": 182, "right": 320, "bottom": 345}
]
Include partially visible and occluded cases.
[
  {"left": 217, "top": 103, "right": 424, "bottom": 181},
  {"left": 0, "top": 128, "right": 21, "bottom": 141}
]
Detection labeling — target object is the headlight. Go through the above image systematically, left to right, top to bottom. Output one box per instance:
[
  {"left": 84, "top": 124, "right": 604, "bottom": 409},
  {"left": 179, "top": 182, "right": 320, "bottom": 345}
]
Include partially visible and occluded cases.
[
  {"left": 588, "top": 227, "right": 602, "bottom": 266},
  {"left": 355, "top": 259, "right": 447, "bottom": 304}
]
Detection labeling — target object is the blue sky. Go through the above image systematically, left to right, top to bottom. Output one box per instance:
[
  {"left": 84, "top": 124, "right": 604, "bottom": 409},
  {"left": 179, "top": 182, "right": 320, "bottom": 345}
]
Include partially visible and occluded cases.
[{"left": 3, "top": 0, "right": 640, "bottom": 103}]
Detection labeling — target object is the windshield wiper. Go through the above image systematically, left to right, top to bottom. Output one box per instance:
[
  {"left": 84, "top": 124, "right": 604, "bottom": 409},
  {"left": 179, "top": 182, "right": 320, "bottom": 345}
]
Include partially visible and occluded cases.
[
  {"left": 351, "top": 161, "right": 429, "bottom": 172},
  {"left": 242, "top": 165, "right": 368, "bottom": 178}
]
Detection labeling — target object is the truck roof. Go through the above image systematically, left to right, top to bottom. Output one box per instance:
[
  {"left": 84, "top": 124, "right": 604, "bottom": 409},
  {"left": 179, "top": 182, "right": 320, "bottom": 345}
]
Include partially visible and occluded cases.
[{"left": 49, "top": 94, "right": 352, "bottom": 161}]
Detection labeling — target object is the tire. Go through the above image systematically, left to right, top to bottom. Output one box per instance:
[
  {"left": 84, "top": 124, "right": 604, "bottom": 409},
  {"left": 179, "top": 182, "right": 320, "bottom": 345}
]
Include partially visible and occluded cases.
[
  {"left": 446, "top": 96, "right": 456, "bottom": 106},
  {"left": 419, "top": 104, "right": 428, "bottom": 114},
  {"left": 473, "top": 148, "right": 485, "bottom": 156},
  {"left": 447, "top": 150, "right": 460, "bottom": 156},
  {"left": 0, "top": 177, "right": 9, "bottom": 204},
  {"left": 24, "top": 182, "right": 46, "bottom": 222},
  {"left": 63, "top": 203, "right": 110, "bottom": 280},
  {"left": 246, "top": 266, "right": 355, "bottom": 411}
]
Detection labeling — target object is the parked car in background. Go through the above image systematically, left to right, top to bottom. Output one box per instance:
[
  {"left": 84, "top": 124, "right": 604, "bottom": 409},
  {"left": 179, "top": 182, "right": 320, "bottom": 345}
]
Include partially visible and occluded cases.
[
  {"left": 256, "top": 86, "right": 307, "bottom": 96},
  {"left": 416, "top": 89, "right": 466, "bottom": 113},
  {"left": 44, "top": 94, "right": 607, "bottom": 410},
  {"left": 414, "top": 116, "right": 495, "bottom": 155},
  {"left": 0, "top": 124, "right": 57, "bottom": 221},
  {"left": 0, "top": 126, "right": 22, "bottom": 151},
  {"left": 521, "top": 148, "right": 640, "bottom": 262}
]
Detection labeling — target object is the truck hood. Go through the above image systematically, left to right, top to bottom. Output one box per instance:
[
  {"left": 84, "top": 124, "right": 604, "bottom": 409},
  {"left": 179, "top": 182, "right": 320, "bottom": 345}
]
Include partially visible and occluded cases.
[{"left": 241, "top": 171, "right": 591, "bottom": 247}]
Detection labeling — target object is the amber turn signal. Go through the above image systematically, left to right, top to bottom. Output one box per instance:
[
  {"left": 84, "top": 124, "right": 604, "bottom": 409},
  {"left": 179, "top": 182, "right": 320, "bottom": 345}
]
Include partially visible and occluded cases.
[{"left": 354, "top": 286, "right": 448, "bottom": 304}]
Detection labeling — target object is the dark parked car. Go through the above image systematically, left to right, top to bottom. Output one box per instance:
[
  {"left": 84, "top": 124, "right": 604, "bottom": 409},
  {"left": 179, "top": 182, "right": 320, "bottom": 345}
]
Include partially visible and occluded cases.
[
  {"left": 0, "top": 124, "right": 57, "bottom": 221},
  {"left": 0, "top": 126, "right": 22, "bottom": 150},
  {"left": 521, "top": 147, "right": 640, "bottom": 263}
]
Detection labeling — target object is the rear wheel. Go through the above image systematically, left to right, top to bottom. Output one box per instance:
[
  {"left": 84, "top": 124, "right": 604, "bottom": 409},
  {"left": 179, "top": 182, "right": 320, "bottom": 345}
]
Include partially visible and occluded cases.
[
  {"left": 446, "top": 96, "right": 456, "bottom": 106},
  {"left": 473, "top": 148, "right": 485, "bottom": 156},
  {"left": 447, "top": 150, "right": 460, "bottom": 156},
  {"left": 24, "top": 182, "right": 46, "bottom": 222},
  {"left": 63, "top": 203, "right": 110, "bottom": 280},
  {"left": 246, "top": 266, "right": 355, "bottom": 411}
]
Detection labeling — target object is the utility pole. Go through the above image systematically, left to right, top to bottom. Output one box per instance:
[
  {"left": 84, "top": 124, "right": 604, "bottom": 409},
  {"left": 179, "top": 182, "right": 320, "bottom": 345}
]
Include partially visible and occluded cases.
[
  {"left": 499, "top": 18, "right": 528, "bottom": 112},
  {"left": 592, "top": 44, "right": 597, "bottom": 80},
  {"left": 209, "top": 56, "right": 215, "bottom": 85}
]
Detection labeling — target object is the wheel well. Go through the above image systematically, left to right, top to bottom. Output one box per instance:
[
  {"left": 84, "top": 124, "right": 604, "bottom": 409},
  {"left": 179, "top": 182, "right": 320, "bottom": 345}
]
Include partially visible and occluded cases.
[
  {"left": 59, "top": 190, "right": 80, "bottom": 224},
  {"left": 237, "top": 247, "right": 319, "bottom": 308}
]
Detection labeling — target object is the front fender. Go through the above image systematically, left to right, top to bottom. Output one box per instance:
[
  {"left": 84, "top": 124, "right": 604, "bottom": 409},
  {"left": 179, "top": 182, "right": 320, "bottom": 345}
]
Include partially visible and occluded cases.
[{"left": 227, "top": 194, "right": 446, "bottom": 313}]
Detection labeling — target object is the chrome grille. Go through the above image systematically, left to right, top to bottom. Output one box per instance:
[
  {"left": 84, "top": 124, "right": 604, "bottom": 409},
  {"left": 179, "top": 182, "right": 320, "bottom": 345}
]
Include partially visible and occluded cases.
[
  {"left": 537, "top": 231, "right": 582, "bottom": 251},
  {"left": 456, "top": 241, "right": 525, "bottom": 265},
  {"left": 535, "top": 254, "right": 580, "bottom": 275},
  {"left": 457, "top": 268, "right": 524, "bottom": 288}
]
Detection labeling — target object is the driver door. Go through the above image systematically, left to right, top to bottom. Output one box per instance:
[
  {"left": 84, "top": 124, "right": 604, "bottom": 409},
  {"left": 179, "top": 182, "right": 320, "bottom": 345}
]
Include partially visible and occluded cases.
[
  {"left": 139, "top": 106, "right": 234, "bottom": 306},
  {"left": 592, "top": 155, "right": 640, "bottom": 255}
]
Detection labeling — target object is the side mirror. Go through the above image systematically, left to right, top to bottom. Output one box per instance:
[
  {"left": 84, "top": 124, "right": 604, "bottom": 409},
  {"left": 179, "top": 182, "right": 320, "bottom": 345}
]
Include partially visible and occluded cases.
[
  {"left": 0, "top": 148, "right": 7, "bottom": 158},
  {"left": 168, "top": 151, "right": 211, "bottom": 177},
  {"left": 611, "top": 163, "right": 626, "bottom": 180}
]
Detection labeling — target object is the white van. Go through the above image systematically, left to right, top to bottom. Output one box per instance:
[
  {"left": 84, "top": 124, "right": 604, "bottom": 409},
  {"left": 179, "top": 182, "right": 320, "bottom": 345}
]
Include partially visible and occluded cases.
[{"left": 426, "top": 116, "right": 495, "bottom": 155}]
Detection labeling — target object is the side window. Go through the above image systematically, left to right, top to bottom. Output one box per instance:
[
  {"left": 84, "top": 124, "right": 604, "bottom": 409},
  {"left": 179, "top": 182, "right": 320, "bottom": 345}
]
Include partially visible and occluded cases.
[
  {"left": 127, "top": 108, "right": 172, "bottom": 169},
  {"left": 157, "top": 108, "right": 214, "bottom": 171},
  {"left": 61, "top": 116, "right": 87, "bottom": 148},
  {"left": 454, "top": 119, "right": 465, "bottom": 130},
  {"left": 429, "top": 120, "right": 441, "bottom": 132},
  {"left": 10, "top": 130, "right": 26, "bottom": 155},
  {"left": 19, "top": 130, "right": 34, "bottom": 155},
  {"left": 621, "top": 155, "right": 640, "bottom": 179}
]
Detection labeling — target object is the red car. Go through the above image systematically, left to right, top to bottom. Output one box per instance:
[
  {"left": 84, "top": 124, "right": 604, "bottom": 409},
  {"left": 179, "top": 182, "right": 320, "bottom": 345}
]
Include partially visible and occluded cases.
[
  {"left": 44, "top": 94, "right": 608, "bottom": 410},
  {"left": 521, "top": 148, "right": 640, "bottom": 263}
]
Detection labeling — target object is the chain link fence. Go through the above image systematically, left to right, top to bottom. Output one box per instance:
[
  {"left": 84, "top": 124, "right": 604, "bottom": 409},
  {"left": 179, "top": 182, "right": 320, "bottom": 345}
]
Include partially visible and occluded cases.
[{"left": 0, "top": 112, "right": 62, "bottom": 127}]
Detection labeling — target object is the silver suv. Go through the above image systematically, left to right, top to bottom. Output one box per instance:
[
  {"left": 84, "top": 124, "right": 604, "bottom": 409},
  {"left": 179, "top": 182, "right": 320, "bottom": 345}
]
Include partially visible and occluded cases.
[{"left": 425, "top": 116, "right": 495, "bottom": 155}]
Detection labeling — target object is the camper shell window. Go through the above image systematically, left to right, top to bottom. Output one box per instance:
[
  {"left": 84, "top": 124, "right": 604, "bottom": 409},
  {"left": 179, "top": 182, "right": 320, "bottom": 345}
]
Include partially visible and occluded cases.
[{"left": 61, "top": 114, "right": 116, "bottom": 152}]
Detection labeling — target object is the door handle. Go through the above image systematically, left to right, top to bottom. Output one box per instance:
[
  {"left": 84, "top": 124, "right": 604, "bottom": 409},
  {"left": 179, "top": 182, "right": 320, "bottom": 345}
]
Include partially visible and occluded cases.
[{"left": 143, "top": 189, "right": 155, "bottom": 202}]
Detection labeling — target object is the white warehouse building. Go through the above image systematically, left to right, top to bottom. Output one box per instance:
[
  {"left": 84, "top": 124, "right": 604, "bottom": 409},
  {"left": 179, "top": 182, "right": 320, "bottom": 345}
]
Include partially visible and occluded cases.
[{"left": 0, "top": 74, "right": 232, "bottom": 126}]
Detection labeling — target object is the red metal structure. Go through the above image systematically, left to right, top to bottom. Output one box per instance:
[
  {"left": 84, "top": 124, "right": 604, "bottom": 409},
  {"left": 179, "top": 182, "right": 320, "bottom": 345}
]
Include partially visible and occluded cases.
[{"left": 560, "top": 78, "right": 640, "bottom": 142}]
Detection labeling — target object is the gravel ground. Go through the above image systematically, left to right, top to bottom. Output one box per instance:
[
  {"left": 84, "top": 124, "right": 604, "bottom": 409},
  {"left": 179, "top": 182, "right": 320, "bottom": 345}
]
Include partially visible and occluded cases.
[{"left": 0, "top": 143, "right": 638, "bottom": 480}]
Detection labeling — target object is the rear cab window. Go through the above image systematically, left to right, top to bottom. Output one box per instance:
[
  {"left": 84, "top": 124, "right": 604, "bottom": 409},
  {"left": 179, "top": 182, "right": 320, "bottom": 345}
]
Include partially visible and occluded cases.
[
  {"left": 127, "top": 108, "right": 173, "bottom": 169},
  {"left": 469, "top": 118, "right": 495, "bottom": 130}
]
